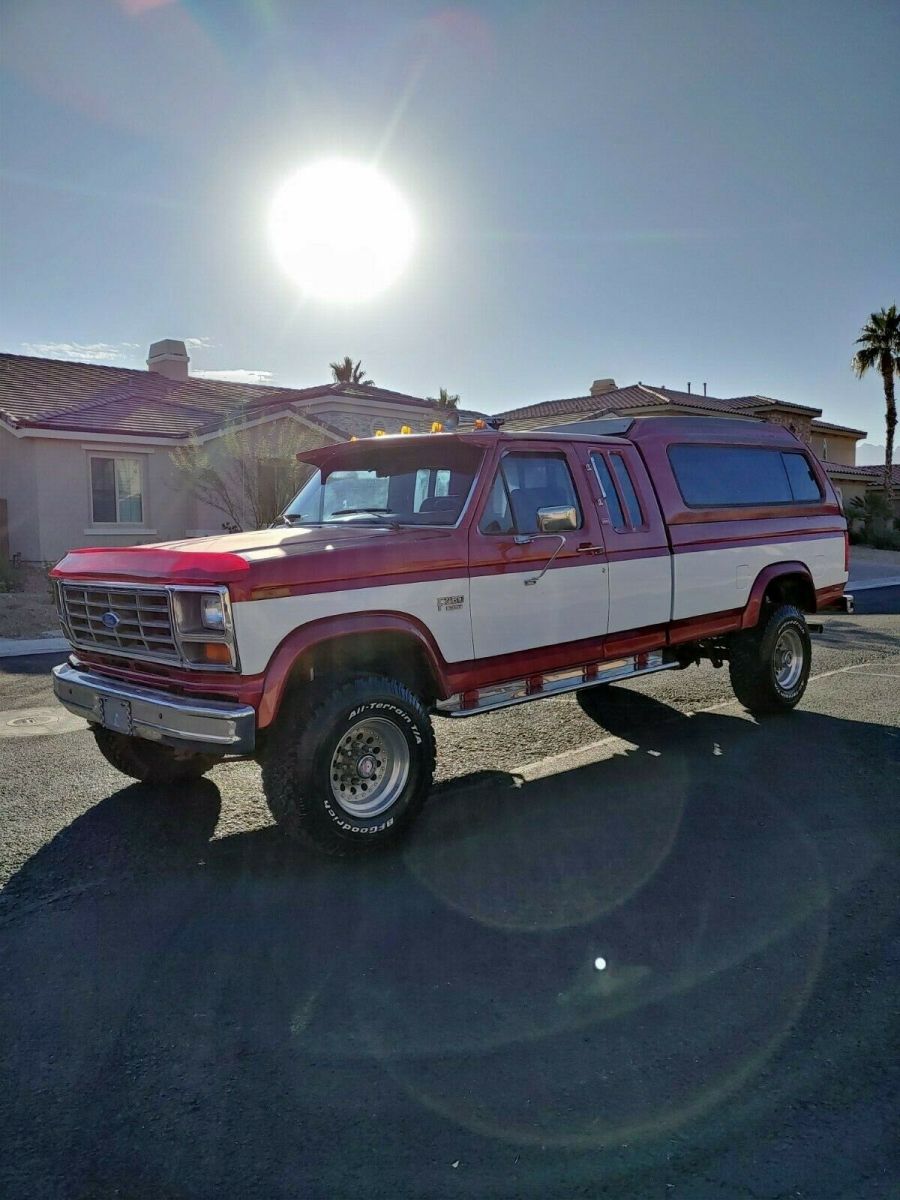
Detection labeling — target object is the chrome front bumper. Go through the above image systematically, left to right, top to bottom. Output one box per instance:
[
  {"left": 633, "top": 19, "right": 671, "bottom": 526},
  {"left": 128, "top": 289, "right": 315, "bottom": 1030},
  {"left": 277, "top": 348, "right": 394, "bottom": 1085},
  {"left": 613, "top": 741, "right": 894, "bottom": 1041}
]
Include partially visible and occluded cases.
[{"left": 52, "top": 662, "right": 256, "bottom": 755}]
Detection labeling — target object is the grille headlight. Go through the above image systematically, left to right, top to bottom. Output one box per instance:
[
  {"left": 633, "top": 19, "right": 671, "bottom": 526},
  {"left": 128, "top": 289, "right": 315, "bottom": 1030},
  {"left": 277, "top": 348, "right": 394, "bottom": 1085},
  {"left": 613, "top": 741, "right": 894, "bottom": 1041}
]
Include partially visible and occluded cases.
[{"left": 200, "top": 593, "right": 226, "bottom": 631}]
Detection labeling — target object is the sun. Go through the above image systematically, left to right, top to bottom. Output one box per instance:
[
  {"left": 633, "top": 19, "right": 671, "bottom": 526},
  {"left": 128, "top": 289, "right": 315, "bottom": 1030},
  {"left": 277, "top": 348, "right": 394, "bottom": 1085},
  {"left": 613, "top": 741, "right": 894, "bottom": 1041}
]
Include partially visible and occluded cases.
[{"left": 268, "top": 160, "right": 415, "bottom": 302}]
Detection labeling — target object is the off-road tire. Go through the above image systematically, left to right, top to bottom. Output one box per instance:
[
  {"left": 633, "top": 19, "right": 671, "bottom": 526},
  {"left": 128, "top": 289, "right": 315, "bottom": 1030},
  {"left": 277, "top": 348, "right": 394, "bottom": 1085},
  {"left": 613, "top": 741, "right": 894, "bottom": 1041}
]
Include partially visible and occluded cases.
[
  {"left": 728, "top": 604, "right": 812, "bottom": 714},
  {"left": 262, "top": 674, "right": 436, "bottom": 856},
  {"left": 92, "top": 727, "right": 220, "bottom": 783}
]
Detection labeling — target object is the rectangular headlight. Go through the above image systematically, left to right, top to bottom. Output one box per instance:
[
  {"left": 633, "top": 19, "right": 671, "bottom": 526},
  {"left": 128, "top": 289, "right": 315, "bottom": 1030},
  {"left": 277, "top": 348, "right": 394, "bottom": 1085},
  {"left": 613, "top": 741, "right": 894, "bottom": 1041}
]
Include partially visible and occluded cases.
[{"left": 200, "top": 593, "right": 226, "bottom": 631}]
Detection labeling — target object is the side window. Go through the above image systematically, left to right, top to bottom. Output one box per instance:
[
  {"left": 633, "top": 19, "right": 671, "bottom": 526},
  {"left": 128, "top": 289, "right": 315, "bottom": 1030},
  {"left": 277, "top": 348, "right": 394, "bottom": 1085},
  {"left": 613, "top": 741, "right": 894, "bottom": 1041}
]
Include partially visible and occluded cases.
[
  {"left": 668, "top": 445, "right": 793, "bottom": 507},
  {"left": 479, "top": 453, "right": 582, "bottom": 535},
  {"left": 590, "top": 453, "right": 626, "bottom": 530},
  {"left": 781, "top": 453, "right": 822, "bottom": 501},
  {"left": 610, "top": 454, "right": 644, "bottom": 528},
  {"left": 478, "top": 470, "right": 514, "bottom": 534}
]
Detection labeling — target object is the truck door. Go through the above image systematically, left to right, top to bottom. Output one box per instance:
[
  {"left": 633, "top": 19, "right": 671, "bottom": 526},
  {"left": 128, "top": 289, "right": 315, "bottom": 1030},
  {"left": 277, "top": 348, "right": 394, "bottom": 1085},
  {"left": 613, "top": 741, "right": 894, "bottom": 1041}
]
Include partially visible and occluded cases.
[
  {"left": 572, "top": 443, "right": 672, "bottom": 633},
  {"left": 468, "top": 444, "right": 610, "bottom": 659}
]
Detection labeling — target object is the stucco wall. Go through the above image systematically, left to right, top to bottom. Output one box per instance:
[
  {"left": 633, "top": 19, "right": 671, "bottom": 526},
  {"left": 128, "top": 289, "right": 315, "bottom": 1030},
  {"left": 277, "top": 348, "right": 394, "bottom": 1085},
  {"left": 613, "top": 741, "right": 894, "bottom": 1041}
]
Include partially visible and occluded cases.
[
  {"left": 0, "top": 427, "right": 41, "bottom": 561},
  {"left": 809, "top": 431, "right": 858, "bottom": 467},
  {"left": 27, "top": 438, "right": 193, "bottom": 563}
]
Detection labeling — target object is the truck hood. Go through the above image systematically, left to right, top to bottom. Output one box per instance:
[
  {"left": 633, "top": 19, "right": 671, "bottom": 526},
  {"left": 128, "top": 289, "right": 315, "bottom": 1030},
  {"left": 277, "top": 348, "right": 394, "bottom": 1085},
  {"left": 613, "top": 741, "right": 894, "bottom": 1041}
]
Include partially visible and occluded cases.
[{"left": 51, "top": 524, "right": 458, "bottom": 588}]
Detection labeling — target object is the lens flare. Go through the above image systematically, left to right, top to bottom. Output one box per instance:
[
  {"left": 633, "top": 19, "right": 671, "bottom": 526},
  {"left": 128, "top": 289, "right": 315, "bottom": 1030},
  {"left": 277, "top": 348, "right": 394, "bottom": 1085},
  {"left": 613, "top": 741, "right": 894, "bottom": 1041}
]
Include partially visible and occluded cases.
[{"left": 268, "top": 160, "right": 415, "bottom": 302}]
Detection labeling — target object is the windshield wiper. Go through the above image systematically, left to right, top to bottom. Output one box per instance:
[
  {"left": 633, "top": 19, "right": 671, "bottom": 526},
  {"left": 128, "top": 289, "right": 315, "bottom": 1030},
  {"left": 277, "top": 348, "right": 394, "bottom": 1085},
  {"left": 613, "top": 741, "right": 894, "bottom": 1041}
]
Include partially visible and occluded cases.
[
  {"left": 330, "top": 508, "right": 402, "bottom": 528},
  {"left": 271, "top": 514, "right": 324, "bottom": 527}
]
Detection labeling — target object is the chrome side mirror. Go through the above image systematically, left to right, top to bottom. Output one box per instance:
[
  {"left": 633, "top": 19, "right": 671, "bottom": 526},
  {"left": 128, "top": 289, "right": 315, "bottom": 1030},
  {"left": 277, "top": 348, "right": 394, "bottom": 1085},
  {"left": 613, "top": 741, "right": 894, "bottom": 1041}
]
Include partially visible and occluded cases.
[{"left": 537, "top": 505, "right": 577, "bottom": 533}]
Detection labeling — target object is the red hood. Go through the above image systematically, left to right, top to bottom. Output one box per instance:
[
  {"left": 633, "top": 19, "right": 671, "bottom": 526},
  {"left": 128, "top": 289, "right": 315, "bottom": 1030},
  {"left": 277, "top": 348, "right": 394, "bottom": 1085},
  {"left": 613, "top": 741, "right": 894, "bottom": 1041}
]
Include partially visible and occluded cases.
[{"left": 51, "top": 524, "right": 464, "bottom": 595}]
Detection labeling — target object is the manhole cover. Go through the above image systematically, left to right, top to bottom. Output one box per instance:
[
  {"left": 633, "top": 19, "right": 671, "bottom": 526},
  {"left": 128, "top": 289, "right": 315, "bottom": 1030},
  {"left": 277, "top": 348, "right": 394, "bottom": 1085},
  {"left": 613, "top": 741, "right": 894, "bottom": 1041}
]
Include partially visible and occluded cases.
[{"left": 0, "top": 706, "right": 88, "bottom": 738}]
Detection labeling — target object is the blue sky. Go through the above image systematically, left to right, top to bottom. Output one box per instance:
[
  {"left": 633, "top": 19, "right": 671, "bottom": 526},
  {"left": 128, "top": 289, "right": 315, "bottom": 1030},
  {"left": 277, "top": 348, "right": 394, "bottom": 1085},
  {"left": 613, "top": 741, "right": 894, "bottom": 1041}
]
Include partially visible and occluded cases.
[{"left": 1, "top": 0, "right": 898, "bottom": 446}]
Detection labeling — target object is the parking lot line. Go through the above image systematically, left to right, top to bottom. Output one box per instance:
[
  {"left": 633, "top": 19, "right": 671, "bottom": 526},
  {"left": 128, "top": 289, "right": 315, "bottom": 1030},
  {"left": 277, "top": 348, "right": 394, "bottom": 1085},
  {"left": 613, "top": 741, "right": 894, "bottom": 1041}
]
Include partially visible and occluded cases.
[{"left": 511, "top": 655, "right": 900, "bottom": 784}]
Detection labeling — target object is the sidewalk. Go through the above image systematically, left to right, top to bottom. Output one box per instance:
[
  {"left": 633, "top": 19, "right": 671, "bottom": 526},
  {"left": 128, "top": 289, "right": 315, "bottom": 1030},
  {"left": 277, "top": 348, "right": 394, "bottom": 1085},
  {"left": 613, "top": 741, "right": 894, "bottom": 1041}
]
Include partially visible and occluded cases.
[
  {"left": 847, "top": 546, "right": 900, "bottom": 592},
  {"left": 0, "top": 637, "right": 70, "bottom": 659}
]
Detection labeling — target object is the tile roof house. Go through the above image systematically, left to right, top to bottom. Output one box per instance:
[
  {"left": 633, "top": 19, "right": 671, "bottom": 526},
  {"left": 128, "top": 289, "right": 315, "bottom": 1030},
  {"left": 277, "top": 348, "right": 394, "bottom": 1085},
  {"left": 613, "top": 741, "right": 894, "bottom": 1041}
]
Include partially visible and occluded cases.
[
  {"left": 0, "top": 341, "right": 459, "bottom": 562},
  {"left": 0, "top": 346, "right": 886, "bottom": 563},
  {"left": 495, "top": 380, "right": 878, "bottom": 511}
]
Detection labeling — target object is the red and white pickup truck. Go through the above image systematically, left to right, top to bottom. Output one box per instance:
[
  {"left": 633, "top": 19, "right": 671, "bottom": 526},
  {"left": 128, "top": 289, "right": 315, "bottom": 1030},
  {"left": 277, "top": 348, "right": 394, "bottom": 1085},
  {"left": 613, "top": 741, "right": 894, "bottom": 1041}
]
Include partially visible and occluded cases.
[{"left": 51, "top": 416, "right": 850, "bottom": 854}]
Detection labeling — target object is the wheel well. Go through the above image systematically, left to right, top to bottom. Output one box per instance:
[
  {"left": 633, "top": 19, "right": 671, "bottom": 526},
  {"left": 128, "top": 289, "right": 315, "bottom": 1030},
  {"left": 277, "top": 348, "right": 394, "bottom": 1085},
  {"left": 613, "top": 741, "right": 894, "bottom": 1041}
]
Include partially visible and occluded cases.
[
  {"left": 763, "top": 572, "right": 816, "bottom": 614},
  {"left": 286, "top": 632, "right": 439, "bottom": 705}
]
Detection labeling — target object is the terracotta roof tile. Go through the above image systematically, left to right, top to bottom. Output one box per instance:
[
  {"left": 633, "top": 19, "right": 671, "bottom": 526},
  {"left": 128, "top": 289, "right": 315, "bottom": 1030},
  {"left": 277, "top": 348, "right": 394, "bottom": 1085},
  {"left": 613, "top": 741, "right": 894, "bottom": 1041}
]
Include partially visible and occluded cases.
[
  {"left": 0, "top": 353, "right": 439, "bottom": 440},
  {"left": 810, "top": 419, "right": 867, "bottom": 436}
]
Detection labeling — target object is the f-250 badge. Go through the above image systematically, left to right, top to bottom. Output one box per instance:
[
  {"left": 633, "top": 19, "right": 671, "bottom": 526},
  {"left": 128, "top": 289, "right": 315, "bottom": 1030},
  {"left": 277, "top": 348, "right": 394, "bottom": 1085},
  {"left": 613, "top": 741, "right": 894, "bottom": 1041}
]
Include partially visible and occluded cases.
[{"left": 437, "top": 595, "right": 465, "bottom": 612}]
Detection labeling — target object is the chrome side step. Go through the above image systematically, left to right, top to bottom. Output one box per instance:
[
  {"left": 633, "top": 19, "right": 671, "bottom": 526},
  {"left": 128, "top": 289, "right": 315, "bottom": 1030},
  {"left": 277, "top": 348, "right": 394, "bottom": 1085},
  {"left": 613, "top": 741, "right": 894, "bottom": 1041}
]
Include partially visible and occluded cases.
[{"left": 436, "top": 651, "right": 680, "bottom": 717}]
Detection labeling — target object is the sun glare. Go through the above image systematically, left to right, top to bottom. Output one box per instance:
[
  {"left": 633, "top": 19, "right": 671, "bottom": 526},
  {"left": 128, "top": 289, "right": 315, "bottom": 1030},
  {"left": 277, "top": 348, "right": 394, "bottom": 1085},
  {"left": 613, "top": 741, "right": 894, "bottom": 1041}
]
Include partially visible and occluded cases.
[{"left": 268, "top": 160, "right": 415, "bottom": 302}]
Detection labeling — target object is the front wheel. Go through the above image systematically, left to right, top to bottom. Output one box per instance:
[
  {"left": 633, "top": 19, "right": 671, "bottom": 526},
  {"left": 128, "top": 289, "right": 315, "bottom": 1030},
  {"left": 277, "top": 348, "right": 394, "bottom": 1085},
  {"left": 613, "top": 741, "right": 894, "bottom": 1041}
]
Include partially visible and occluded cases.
[
  {"left": 728, "top": 604, "right": 812, "bottom": 714},
  {"left": 262, "top": 674, "right": 436, "bottom": 856}
]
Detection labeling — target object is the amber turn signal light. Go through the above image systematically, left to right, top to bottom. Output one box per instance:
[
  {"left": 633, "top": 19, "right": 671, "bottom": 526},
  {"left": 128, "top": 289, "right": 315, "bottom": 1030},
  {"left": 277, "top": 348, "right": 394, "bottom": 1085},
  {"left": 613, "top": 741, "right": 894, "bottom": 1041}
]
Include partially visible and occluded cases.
[{"left": 199, "top": 642, "right": 232, "bottom": 665}]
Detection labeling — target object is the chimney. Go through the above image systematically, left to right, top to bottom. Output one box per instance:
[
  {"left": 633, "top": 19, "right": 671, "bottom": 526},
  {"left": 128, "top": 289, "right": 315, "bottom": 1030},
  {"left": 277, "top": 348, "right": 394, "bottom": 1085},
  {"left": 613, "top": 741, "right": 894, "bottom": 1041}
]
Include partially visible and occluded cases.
[
  {"left": 147, "top": 339, "right": 189, "bottom": 381},
  {"left": 589, "top": 377, "right": 616, "bottom": 397},
  {"left": 687, "top": 382, "right": 692, "bottom": 394},
  {"left": 703, "top": 382, "right": 707, "bottom": 396}
]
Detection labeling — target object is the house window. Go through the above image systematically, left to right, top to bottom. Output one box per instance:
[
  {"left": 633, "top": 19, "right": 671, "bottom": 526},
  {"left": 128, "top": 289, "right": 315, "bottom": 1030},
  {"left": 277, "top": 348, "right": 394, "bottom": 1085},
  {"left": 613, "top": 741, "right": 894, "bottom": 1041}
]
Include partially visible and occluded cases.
[{"left": 90, "top": 456, "right": 144, "bottom": 524}]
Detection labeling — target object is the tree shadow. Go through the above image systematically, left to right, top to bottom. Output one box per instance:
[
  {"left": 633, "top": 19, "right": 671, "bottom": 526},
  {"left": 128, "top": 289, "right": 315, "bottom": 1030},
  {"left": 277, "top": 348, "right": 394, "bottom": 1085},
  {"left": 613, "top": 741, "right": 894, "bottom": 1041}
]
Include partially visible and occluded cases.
[{"left": 1, "top": 695, "right": 898, "bottom": 1200}]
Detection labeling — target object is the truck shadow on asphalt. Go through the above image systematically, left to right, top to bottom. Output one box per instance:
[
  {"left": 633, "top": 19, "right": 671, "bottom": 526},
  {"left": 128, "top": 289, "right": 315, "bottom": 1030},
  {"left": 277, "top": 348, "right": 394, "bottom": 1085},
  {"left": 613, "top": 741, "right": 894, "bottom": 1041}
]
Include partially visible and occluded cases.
[{"left": 2, "top": 694, "right": 898, "bottom": 1200}]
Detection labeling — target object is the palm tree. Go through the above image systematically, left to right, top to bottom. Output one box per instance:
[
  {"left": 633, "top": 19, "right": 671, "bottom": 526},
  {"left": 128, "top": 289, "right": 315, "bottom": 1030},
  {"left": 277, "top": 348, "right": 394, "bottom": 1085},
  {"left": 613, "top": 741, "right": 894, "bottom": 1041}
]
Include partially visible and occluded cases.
[
  {"left": 853, "top": 305, "right": 900, "bottom": 497},
  {"left": 330, "top": 357, "right": 373, "bottom": 386},
  {"left": 427, "top": 387, "right": 460, "bottom": 410}
]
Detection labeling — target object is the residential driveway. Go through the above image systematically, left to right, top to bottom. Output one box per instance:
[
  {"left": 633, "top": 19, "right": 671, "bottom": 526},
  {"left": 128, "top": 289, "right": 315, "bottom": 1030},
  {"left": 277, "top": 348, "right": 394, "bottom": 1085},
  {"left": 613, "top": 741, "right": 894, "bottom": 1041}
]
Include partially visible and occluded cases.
[{"left": 1, "top": 594, "right": 898, "bottom": 1200}]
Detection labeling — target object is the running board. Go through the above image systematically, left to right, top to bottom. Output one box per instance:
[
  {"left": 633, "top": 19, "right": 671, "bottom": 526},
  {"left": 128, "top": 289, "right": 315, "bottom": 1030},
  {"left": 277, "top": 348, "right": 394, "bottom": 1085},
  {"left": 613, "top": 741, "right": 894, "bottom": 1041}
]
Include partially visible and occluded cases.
[{"left": 436, "top": 652, "right": 680, "bottom": 717}]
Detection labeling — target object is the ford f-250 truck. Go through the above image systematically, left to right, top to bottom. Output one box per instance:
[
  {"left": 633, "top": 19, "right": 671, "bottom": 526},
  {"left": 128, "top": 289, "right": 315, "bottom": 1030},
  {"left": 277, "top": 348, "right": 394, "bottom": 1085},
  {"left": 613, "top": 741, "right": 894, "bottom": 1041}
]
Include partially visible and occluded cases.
[{"left": 51, "top": 416, "right": 850, "bottom": 854}]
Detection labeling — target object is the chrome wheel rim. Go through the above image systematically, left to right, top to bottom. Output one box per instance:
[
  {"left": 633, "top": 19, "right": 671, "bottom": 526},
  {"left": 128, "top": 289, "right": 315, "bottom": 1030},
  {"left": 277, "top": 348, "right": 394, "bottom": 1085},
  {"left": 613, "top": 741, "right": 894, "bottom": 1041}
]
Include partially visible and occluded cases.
[
  {"left": 773, "top": 628, "right": 804, "bottom": 690},
  {"left": 329, "top": 717, "right": 410, "bottom": 818}
]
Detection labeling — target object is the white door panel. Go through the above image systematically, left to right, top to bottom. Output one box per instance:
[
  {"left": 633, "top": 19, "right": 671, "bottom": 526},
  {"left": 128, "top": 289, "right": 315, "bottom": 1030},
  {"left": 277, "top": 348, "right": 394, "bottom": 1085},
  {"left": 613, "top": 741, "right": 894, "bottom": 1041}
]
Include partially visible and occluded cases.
[
  {"left": 607, "top": 555, "right": 672, "bottom": 632},
  {"left": 471, "top": 562, "right": 609, "bottom": 658}
]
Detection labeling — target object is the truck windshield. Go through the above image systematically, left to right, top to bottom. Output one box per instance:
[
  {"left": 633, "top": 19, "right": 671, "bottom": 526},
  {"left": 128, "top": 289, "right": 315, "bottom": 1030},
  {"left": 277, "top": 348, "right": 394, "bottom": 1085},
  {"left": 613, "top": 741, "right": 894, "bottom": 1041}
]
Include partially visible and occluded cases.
[{"left": 282, "top": 440, "right": 484, "bottom": 527}]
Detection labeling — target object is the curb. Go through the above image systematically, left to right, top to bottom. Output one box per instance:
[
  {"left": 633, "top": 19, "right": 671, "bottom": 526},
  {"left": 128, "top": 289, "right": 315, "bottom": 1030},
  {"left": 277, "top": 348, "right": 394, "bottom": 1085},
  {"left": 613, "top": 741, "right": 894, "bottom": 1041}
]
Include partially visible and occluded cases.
[
  {"left": 846, "top": 577, "right": 900, "bottom": 593},
  {"left": 0, "top": 637, "right": 71, "bottom": 659}
]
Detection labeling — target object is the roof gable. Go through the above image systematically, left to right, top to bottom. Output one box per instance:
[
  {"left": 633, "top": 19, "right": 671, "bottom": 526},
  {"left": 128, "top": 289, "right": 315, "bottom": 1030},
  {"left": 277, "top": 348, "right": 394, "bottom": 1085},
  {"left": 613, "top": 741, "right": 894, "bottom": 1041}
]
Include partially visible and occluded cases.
[{"left": 0, "top": 352, "right": 437, "bottom": 441}]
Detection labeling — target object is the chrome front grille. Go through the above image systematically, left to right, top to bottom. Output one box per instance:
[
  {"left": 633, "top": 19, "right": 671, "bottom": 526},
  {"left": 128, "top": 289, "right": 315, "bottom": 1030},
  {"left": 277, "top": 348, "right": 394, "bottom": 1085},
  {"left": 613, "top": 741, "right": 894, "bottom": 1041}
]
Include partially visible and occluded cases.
[{"left": 60, "top": 584, "right": 180, "bottom": 662}]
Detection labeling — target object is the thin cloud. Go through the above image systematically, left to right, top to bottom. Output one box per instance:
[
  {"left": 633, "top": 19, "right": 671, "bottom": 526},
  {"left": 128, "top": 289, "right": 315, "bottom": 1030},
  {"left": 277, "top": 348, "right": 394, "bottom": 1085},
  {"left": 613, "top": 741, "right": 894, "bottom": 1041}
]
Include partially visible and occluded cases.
[
  {"left": 184, "top": 337, "right": 215, "bottom": 349},
  {"left": 20, "top": 340, "right": 140, "bottom": 362},
  {"left": 194, "top": 369, "right": 275, "bottom": 385}
]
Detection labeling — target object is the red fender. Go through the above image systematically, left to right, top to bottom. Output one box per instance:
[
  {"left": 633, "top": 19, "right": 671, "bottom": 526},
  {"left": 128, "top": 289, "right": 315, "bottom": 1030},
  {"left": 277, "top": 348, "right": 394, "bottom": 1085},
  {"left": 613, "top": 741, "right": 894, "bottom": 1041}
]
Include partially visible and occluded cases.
[
  {"left": 740, "top": 561, "right": 815, "bottom": 629},
  {"left": 257, "top": 611, "right": 451, "bottom": 728}
]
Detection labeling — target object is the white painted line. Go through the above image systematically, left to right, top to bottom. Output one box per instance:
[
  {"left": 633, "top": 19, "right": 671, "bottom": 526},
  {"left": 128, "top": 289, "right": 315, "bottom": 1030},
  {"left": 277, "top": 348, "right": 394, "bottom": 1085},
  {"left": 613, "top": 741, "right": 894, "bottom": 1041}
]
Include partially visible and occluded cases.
[{"left": 509, "top": 656, "right": 900, "bottom": 783}]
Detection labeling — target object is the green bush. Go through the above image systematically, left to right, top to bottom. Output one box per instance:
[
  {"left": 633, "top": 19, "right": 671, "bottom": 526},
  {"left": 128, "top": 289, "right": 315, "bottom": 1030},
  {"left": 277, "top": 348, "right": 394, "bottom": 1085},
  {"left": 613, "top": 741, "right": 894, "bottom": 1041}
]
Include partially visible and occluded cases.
[{"left": 867, "top": 529, "right": 900, "bottom": 551}]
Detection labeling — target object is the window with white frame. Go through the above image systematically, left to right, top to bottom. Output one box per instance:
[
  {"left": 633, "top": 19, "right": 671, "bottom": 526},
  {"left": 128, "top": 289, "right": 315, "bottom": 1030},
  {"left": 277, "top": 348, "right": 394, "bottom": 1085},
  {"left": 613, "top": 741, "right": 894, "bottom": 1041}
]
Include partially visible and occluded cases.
[{"left": 90, "top": 455, "right": 144, "bottom": 524}]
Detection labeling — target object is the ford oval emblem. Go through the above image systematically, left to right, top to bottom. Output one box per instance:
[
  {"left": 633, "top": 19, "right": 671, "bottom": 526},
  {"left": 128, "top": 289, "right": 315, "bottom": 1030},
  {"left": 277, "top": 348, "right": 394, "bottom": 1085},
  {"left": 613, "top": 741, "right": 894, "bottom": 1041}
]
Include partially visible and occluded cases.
[{"left": 101, "top": 611, "right": 120, "bottom": 630}]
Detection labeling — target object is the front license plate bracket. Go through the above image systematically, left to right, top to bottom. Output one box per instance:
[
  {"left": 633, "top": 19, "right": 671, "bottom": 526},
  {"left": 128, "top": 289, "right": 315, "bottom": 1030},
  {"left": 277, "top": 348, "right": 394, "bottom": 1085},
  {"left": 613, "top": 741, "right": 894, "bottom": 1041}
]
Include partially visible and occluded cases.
[{"left": 101, "top": 696, "right": 133, "bottom": 735}]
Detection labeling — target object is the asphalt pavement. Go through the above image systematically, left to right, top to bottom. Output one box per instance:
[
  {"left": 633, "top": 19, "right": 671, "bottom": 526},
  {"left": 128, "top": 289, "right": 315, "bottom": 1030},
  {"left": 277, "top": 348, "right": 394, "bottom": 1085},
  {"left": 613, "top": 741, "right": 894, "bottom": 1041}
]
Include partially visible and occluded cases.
[{"left": 1, "top": 591, "right": 898, "bottom": 1199}]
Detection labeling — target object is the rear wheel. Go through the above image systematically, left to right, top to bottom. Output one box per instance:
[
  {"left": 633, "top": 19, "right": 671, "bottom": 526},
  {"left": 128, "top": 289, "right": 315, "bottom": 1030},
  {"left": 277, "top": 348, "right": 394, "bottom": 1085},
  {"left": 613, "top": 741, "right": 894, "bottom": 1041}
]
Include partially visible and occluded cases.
[
  {"left": 728, "top": 604, "right": 811, "bottom": 714},
  {"left": 262, "top": 674, "right": 435, "bottom": 856},
  {"left": 92, "top": 727, "right": 220, "bottom": 783}
]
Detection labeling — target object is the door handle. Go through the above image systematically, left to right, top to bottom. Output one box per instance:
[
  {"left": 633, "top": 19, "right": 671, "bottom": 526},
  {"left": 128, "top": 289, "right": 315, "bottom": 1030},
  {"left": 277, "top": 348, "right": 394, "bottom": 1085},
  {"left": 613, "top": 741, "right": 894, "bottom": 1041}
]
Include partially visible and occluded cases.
[{"left": 577, "top": 543, "right": 605, "bottom": 555}]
